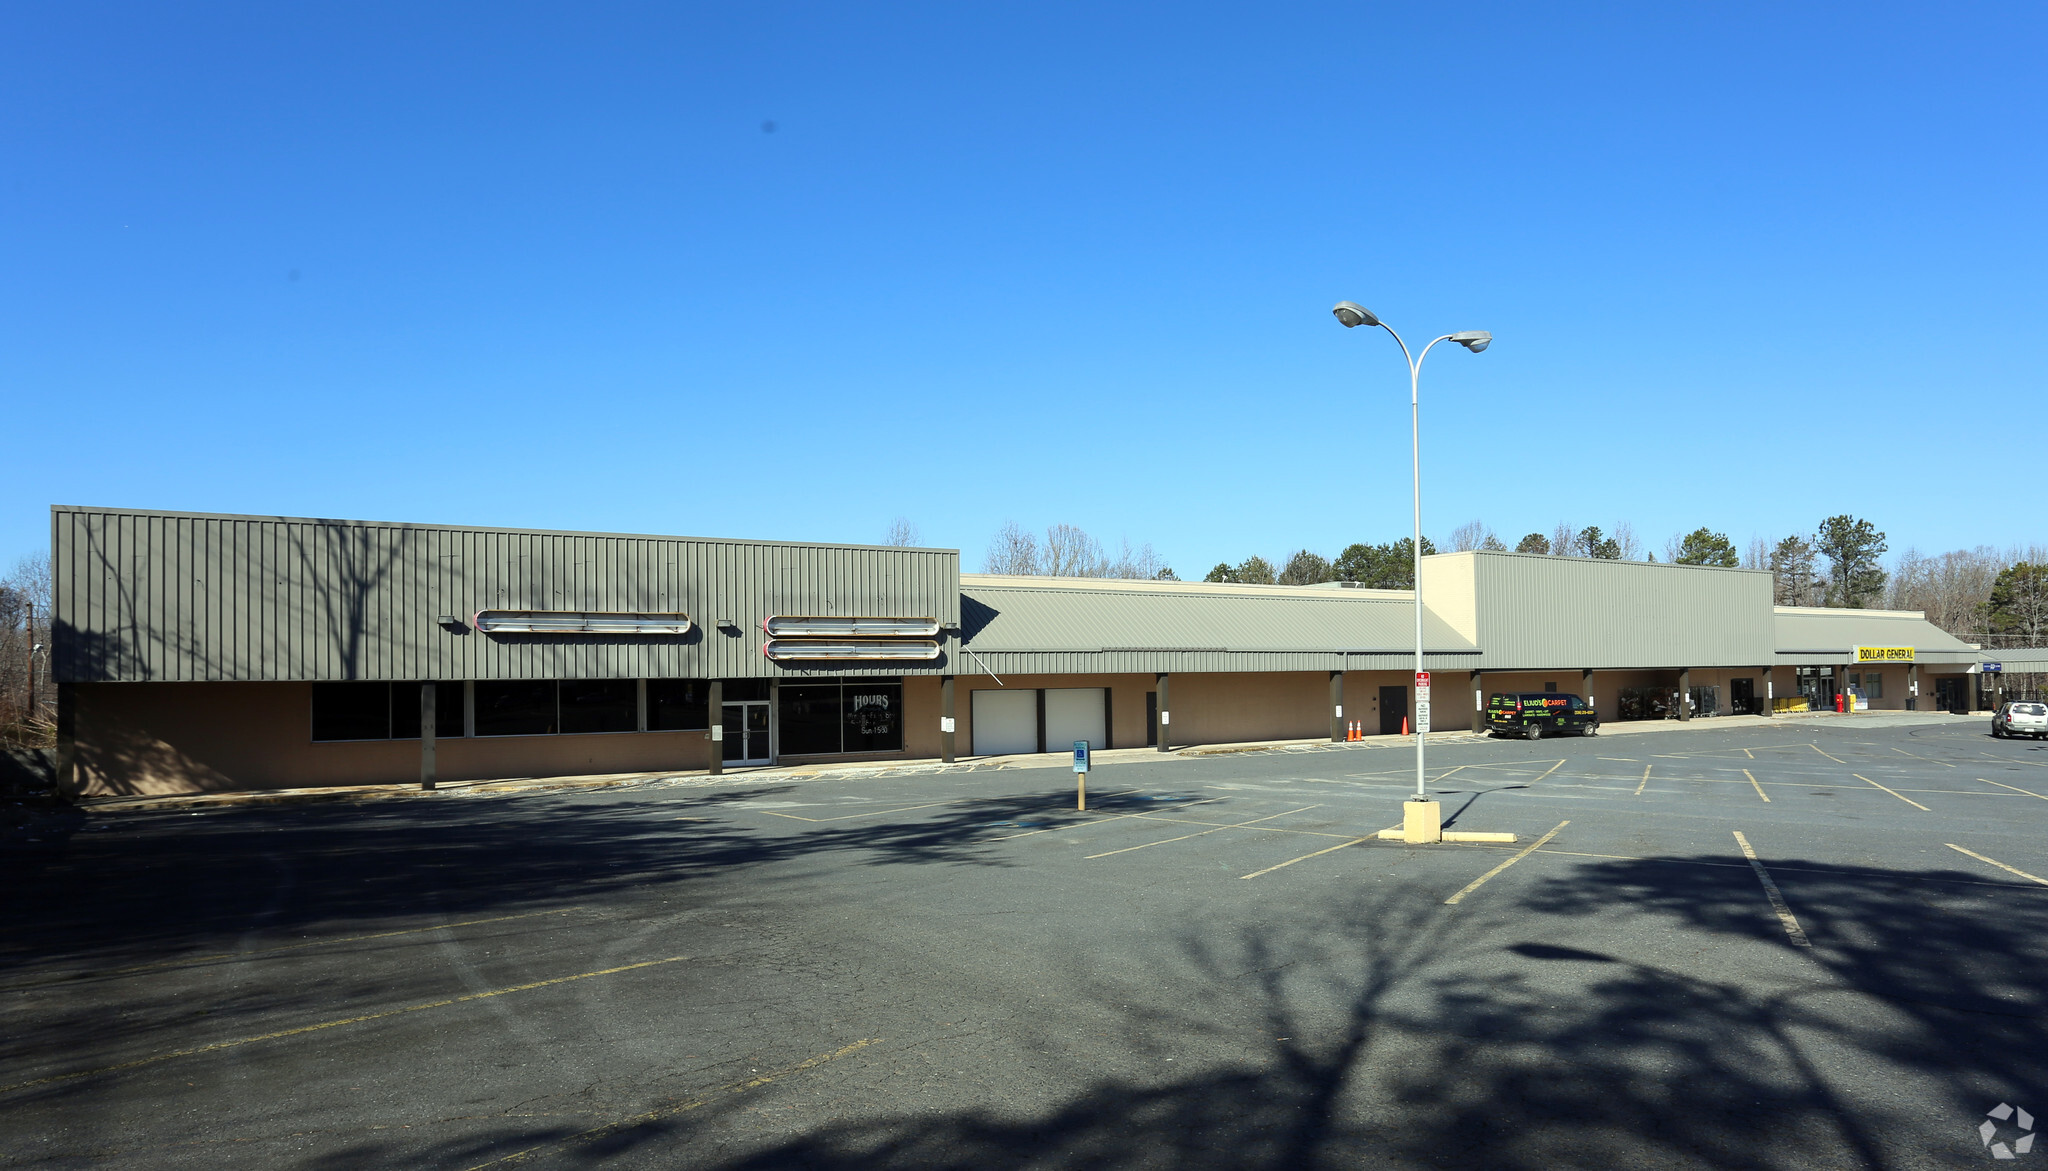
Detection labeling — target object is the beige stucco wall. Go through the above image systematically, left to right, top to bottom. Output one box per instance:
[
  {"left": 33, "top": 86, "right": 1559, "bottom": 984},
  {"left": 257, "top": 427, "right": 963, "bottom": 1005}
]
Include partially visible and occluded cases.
[
  {"left": 73, "top": 676, "right": 945, "bottom": 797},
  {"left": 71, "top": 681, "right": 722, "bottom": 797}
]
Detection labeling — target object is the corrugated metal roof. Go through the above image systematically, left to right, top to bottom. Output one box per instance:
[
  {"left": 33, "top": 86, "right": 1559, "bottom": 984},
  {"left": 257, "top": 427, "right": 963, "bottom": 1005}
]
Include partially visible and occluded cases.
[
  {"left": 53, "top": 506, "right": 960, "bottom": 683},
  {"left": 957, "top": 575, "right": 1479, "bottom": 675},
  {"left": 1773, "top": 606, "right": 1983, "bottom": 665}
]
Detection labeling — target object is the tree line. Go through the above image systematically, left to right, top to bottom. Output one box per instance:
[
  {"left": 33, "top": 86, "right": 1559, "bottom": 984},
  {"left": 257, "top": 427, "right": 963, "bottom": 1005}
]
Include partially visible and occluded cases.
[
  {"left": 956, "top": 513, "right": 2043, "bottom": 646},
  {"left": 1194, "top": 514, "right": 2048, "bottom": 643},
  {"left": 0, "top": 553, "right": 52, "bottom": 747}
]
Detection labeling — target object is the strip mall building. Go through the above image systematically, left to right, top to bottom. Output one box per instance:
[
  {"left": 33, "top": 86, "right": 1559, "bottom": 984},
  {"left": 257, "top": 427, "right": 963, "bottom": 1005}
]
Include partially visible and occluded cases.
[{"left": 49, "top": 507, "right": 2035, "bottom": 797}]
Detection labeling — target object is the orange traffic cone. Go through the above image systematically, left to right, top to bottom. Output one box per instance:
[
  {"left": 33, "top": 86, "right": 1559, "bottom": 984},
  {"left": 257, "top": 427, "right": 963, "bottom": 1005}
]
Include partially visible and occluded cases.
[{"left": 1401, "top": 716, "right": 1409, "bottom": 735}]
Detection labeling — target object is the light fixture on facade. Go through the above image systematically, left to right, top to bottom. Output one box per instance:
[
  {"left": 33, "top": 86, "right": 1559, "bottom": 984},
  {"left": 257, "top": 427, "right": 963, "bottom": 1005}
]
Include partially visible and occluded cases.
[
  {"left": 472, "top": 610, "right": 693, "bottom": 635},
  {"left": 762, "top": 615, "right": 941, "bottom": 638},
  {"left": 762, "top": 639, "right": 942, "bottom": 661}
]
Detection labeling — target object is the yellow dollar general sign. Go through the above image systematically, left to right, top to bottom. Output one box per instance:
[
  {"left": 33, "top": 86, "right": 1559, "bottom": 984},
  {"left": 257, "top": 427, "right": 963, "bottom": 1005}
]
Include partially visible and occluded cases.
[{"left": 1853, "top": 646, "right": 1915, "bottom": 663}]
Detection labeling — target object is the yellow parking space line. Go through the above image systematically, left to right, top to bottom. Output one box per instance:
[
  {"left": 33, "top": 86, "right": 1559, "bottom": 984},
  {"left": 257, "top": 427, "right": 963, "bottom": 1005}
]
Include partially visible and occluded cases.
[
  {"left": 1811, "top": 744, "right": 1848, "bottom": 765},
  {"left": 1889, "top": 746, "right": 1956, "bottom": 768},
  {"left": 1981, "top": 752, "right": 2048, "bottom": 769},
  {"left": 1533, "top": 759, "right": 1565, "bottom": 783},
  {"left": 1634, "top": 764, "right": 1651, "bottom": 796},
  {"left": 1743, "top": 769, "right": 1770, "bottom": 802},
  {"left": 1853, "top": 773, "right": 1930, "bottom": 811},
  {"left": 1977, "top": 777, "right": 2048, "bottom": 802},
  {"left": 988, "top": 797, "right": 1225, "bottom": 840},
  {"left": 1085, "top": 805, "right": 1322, "bottom": 859},
  {"left": 1444, "top": 820, "right": 1569, "bottom": 905},
  {"left": 1732, "top": 831, "right": 1812, "bottom": 949},
  {"left": 1238, "top": 835, "right": 1377, "bottom": 880},
  {"left": 1945, "top": 844, "right": 2048, "bottom": 887},
  {"left": 0, "top": 909, "right": 582, "bottom": 993},
  {"left": 0, "top": 956, "right": 687, "bottom": 1096},
  {"left": 465, "top": 1037, "right": 881, "bottom": 1169}
]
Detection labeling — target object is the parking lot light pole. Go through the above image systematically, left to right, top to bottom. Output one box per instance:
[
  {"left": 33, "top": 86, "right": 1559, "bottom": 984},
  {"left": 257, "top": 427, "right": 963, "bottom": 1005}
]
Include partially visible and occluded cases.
[{"left": 1332, "top": 302, "right": 1490, "bottom": 800}]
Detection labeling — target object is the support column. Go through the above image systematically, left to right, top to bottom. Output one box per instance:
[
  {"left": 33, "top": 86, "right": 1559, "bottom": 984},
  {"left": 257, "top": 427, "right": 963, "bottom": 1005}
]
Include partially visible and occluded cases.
[
  {"left": 1907, "top": 663, "right": 1919, "bottom": 712},
  {"left": 1763, "top": 666, "right": 1774, "bottom": 717},
  {"left": 1581, "top": 668, "right": 1595, "bottom": 711},
  {"left": 1677, "top": 668, "right": 1691, "bottom": 721},
  {"left": 1329, "top": 670, "right": 1345, "bottom": 742},
  {"left": 1471, "top": 670, "right": 1485, "bottom": 732},
  {"left": 1155, "top": 673, "right": 1171, "bottom": 752},
  {"left": 941, "top": 675, "right": 956, "bottom": 763},
  {"left": 707, "top": 680, "right": 724, "bottom": 776},
  {"left": 55, "top": 681, "right": 75, "bottom": 796},
  {"left": 420, "top": 682, "right": 437, "bottom": 791}
]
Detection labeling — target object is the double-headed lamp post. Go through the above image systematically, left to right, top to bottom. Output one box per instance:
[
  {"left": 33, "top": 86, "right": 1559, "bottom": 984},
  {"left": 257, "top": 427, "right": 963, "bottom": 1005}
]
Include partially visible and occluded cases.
[{"left": 1332, "top": 301, "right": 1490, "bottom": 801}]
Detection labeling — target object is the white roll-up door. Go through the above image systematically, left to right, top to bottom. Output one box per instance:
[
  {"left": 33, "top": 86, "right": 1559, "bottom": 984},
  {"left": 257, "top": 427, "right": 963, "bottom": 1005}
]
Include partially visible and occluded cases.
[
  {"left": 1044, "top": 688, "right": 1106, "bottom": 751},
  {"left": 971, "top": 689, "right": 1039, "bottom": 756}
]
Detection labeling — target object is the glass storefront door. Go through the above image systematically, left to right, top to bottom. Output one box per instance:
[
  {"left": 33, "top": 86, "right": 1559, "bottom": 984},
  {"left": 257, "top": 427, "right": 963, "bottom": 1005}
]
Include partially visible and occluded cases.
[{"left": 721, "top": 701, "right": 772, "bottom": 765}]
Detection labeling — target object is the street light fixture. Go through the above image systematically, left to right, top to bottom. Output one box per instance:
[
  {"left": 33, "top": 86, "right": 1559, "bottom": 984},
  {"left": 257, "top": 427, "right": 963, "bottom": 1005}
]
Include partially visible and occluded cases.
[{"left": 1332, "top": 301, "right": 1490, "bottom": 802}]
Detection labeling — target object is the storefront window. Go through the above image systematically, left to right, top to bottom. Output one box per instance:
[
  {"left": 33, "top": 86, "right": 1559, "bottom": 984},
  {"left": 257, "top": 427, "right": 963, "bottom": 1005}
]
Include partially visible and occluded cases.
[
  {"left": 560, "top": 679, "right": 637, "bottom": 734},
  {"left": 776, "top": 679, "right": 905, "bottom": 755},
  {"left": 647, "top": 680, "right": 708, "bottom": 731},
  {"left": 312, "top": 681, "right": 393, "bottom": 741},
  {"left": 475, "top": 681, "right": 556, "bottom": 736},
  {"left": 390, "top": 682, "right": 464, "bottom": 740},
  {"left": 844, "top": 683, "right": 903, "bottom": 752},
  {"left": 779, "top": 685, "right": 845, "bottom": 754}
]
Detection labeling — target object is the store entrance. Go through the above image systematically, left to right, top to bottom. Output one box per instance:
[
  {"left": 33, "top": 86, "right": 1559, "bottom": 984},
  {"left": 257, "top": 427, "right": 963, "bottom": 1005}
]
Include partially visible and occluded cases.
[
  {"left": 1799, "top": 668, "right": 1836, "bottom": 713},
  {"left": 1935, "top": 677, "right": 1967, "bottom": 714},
  {"left": 1379, "top": 686, "right": 1408, "bottom": 736},
  {"left": 721, "top": 701, "right": 772, "bottom": 765}
]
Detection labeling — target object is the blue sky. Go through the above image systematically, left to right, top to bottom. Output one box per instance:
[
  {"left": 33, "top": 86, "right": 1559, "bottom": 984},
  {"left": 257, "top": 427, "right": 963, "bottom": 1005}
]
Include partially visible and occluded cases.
[{"left": 4, "top": 3, "right": 2043, "bottom": 577}]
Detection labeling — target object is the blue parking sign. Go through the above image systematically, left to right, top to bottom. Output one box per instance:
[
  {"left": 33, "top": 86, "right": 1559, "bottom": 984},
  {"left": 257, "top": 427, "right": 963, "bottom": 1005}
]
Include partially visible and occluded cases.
[{"left": 1073, "top": 740, "right": 1091, "bottom": 773}]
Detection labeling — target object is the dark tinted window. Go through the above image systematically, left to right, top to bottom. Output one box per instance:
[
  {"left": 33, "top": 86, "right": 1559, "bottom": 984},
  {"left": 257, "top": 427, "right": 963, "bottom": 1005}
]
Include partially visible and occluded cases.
[
  {"left": 561, "top": 679, "right": 637, "bottom": 734},
  {"left": 721, "top": 679, "right": 770, "bottom": 701},
  {"left": 647, "top": 680, "right": 708, "bottom": 731},
  {"left": 475, "top": 681, "right": 556, "bottom": 736},
  {"left": 312, "top": 682, "right": 390, "bottom": 741},
  {"left": 391, "top": 682, "right": 465, "bottom": 739},
  {"left": 844, "top": 683, "right": 902, "bottom": 752},
  {"left": 779, "top": 685, "right": 843, "bottom": 754}
]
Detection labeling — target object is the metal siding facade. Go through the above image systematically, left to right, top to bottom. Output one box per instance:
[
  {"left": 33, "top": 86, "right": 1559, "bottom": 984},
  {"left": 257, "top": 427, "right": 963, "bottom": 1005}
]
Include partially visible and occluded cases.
[
  {"left": 52, "top": 508, "right": 960, "bottom": 683},
  {"left": 1468, "top": 552, "right": 1775, "bottom": 670},
  {"left": 957, "top": 581, "right": 1480, "bottom": 676},
  {"left": 1771, "top": 607, "right": 1982, "bottom": 666}
]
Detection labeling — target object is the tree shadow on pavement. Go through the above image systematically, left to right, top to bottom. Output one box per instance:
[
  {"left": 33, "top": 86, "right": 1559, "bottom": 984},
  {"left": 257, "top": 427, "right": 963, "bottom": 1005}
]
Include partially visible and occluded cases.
[{"left": 487, "top": 853, "right": 2045, "bottom": 1171}]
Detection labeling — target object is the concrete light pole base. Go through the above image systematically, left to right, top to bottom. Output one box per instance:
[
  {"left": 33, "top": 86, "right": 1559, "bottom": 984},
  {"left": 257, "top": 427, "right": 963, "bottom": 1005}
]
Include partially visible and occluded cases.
[
  {"left": 1374, "top": 797, "right": 1519, "bottom": 845},
  {"left": 1403, "top": 798, "right": 1442, "bottom": 844}
]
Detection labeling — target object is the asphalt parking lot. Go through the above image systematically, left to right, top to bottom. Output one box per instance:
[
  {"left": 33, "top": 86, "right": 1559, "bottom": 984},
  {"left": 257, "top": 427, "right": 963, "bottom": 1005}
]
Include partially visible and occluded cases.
[{"left": 4, "top": 715, "right": 2046, "bottom": 1169}]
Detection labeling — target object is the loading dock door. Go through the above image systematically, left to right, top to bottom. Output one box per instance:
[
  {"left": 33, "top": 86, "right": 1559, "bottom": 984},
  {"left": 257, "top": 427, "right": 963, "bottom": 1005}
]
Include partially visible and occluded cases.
[
  {"left": 1379, "top": 686, "right": 1408, "bottom": 736},
  {"left": 1044, "top": 688, "right": 1107, "bottom": 753},
  {"left": 972, "top": 689, "right": 1039, "bottom": 757}
]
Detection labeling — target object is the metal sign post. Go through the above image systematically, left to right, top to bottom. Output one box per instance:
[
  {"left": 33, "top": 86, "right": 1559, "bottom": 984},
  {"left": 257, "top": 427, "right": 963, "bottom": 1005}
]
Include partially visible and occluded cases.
[{"left": 1073, "top": 740, "right": 1091, "bottom": 810}]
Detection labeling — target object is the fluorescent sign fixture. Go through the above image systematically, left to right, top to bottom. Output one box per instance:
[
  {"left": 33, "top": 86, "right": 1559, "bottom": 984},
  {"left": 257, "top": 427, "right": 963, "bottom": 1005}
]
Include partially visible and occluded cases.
[
  {"left": 473, "top": 610, "right": 693, "bottom": 635},
  {"left": 762, "top": 615, "right": 941, "bottom": 638},
  {"left": 762, "top": 639, "right": 941, "bottom": 661}
]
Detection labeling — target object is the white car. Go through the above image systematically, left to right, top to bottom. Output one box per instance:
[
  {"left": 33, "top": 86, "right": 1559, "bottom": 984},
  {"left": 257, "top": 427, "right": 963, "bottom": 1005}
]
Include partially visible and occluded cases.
[{"left": 1993, "top": 702, "right": 2048, "bottom": 739}]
